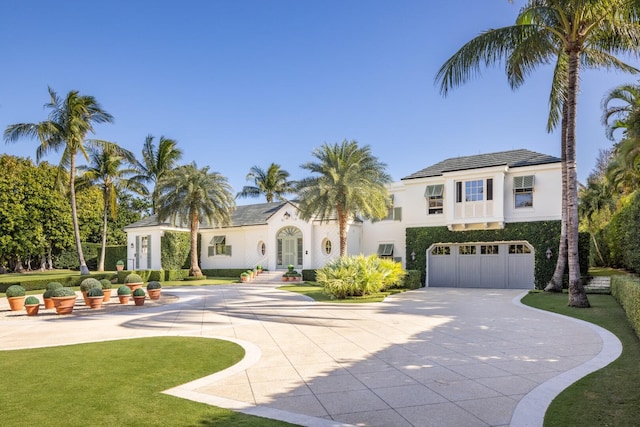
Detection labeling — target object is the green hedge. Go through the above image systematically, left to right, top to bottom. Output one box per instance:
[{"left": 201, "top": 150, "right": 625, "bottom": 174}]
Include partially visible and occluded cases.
[
  {"left": 599, "top": 191, "right": 640, "bottom": 273},
  {"left": 405, "top": 221, "right": 589, "bottom": 289},
  {"left": 161, "top": 231, "right": 191, "bottom": 270},
  {"left": 55, "top": 243, "right": 102, "bottom": 270},
  {"left": 102, "top": 245, "right": 127, "bottom": 271},
  {"left": 165, "top": 269, "right": 190, "bottom": 281},
  {"left": 201, "top": 269, "right": 248, "bottom": 278},
  {"left": 302, "top": 269, "right": 317, "bottom": 282},
  {"left": 116, "top": 270, "right": 164, "bottom": 283},
  {"left": 400, "top": 270, "right": 422, "bottom": 289},
  {"left": 0, "top": 272, "right": 116, "bottom": 293},
  {"left": 611, "top": 275, "right": 640, "bottom": 340}
]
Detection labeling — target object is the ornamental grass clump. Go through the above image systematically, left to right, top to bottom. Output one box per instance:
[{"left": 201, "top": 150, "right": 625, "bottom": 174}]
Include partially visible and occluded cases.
[{"left": 316, "top": 255, "right": 405, "bottom": 299}]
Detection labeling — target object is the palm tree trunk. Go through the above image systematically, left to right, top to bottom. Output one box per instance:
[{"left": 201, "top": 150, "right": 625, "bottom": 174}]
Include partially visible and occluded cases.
[
  {"left": 566, "top": 48, "right": 589, "bottom": 308},
  {"left": 69, "top": 154, "right": 90, "bottom": 275},
  {"left": 98, "top": 194, "right": 108, "bottom": 271},
  {"left": 338, "top": 206, "right": 348, "bottom": 257},
  {"left": 189, "top": 213, "right": 202, "bottom": 277}
]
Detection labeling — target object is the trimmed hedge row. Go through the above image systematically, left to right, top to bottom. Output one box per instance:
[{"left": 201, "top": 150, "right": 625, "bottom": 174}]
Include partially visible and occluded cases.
[
  {"left": 597, "top": 191, "right": 640, "bottom": 273},
  {"left": 102, "top": 245, "right": 127, "bottom": 271},
  {"left": 201, "top": 269, "right": 252, "bottom": 278},
  {"left": 302, "top": 269, "right": 317, "bottom": 282},
  {"left": 115, "top": 270, "right": 190, "bottom": 283},
  {"left": 400, "top": 270, "right": 422, "bottom": 289},
  {"left": 0, "top": 273, "right": 115, "bottom": 293},
  {"left": 611, "top": 275, "right": 640, "bottom": 340}
]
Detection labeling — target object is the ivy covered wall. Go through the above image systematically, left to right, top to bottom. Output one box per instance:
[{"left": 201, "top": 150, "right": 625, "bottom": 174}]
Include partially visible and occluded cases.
[
  {"left": 404, "top": 221, "right": 589, "bottom": 289},
  {"left": 161, "top": 231, "right": 191, "bottom": 270}
]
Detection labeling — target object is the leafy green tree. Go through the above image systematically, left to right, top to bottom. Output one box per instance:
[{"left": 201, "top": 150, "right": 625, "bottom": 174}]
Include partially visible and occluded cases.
[
  {"left": 435, "top": 0, "right": 640, "bottom": 307},
  {"left": 4, "top": 87, "right": 114, "bottom": 275},
  {"left": 131, "top": 134, "right": 182, "bottom": 213},
  {"left": 296, "top": 140, "right": 391, "bottom": 257},
  {"left": 76, "top": 141, "right": 146, "bottom": 271},
  {"left": 156, "top": 163, "right": 235, "bottom": 277},
  {"left": 236, "top": 163, "right": 296, "bottom": 203},
  {"left": 76, "top": 186, "right": 105, "bottom": 245}
]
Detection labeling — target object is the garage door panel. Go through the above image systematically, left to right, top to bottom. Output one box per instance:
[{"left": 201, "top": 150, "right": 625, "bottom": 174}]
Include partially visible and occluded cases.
[
  {"left": 428, "top": 250, "right": 456, "bottom": 287},
  {"left": 458, "top": 252, "right": 482, "bottom": 287}
]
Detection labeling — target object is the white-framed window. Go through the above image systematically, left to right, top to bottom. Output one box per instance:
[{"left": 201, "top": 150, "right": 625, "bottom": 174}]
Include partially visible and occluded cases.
[
  {"left": 514, "top": 175, "right": 534, "bottom": 208},
  {"left": 456, "top": 179, "right": 493, "bottom": 203},
  {"left": 425, "top": 184, "right": 444, "bottom": 215},
  {"left": 384, "top": 207, "right": 402, "bottom": 221},
  {"left": 208, "top": 235, "right": 231, "bottom": 256},
  {"left": 140, "top": 236, "right": 148, "bottom": 254},
  {"left": 322, "top": 238, "right": 332, "bottom": 255},
  {"left": 377, "top": 243, "right": 394, "bottom": 259},
  {"left": 509, "top": 244, "right": 531, "bottom": 254},
  {"left": 459, "top": 245, "right": 476, "bottom": 255},
  {"left": 480, "top": 245, "right": 499, "bottom": 255}
]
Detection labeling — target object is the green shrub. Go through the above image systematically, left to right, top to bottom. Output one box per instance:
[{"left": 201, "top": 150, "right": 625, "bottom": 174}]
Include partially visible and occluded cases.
[
  {"left": 161, "top": 231, "right": 191, "bottom": 270},
  {"left": 317, "top": 255, "right": 406, "bottom": 298},
  {"left": 116, "top": 260, "right": 124, "bottom": 266},
  {"left": 165, "top": 269, "right": 190, "bottom": 281},
  {"left": 200, "top": 269, "right": 245, "bottom": 278},
  {"left": 302, "top": 269, "right": 317, "bottom": 282},
  {"left": 400, "top": 270, "right": 422, "bottom": 289},
  {"left": 240, "top": 272, "right": 249, "bottom": 278},
  {"left": 124, "top": 273, "right": 144, "bottom": 284},
  {"left": 183, "top": 275, "right": 207, "bottom": 281},
  {"left": 611, "top": 275, "right": 640, "bottom": 339},
  {"left": 80, "top": 278, "right": 102, "bottom": 292},
  {"left": 99, "top": 279, "right": 112, "bottom": 290},
  {"left": 147, "top": 281, "right": 161, "bottom": 290},
  {"left": 46, "top": 282, "right": 64, "bottom": 291},
  {"left": 6, "top": 285, "right": 26, "bottom": 298},
  {"left": 117, "top": 285, "right": 131, "bottom": 296},
  {"left": 52, "top": 287, "right": 76, "bottom": 297},
  {"left": 87, "top": 287, "right": 104, "bottom": 297},
  {"left": 133, "top": 288, "right": 146, "bottom": 297},
  {"left": 43, "top": 289, "right": 55, "bottom": 299},
  {"left": 25, "top": 296, "right": 40, "bottom": 305}
]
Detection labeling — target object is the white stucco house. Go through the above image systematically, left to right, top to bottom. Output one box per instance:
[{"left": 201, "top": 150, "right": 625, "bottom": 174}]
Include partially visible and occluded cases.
[{"left": 124, "top": 149, "right": 563, "bottom": 289}]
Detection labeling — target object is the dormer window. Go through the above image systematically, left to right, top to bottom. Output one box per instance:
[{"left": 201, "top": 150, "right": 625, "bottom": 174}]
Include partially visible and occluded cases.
[{"left": 514, "top": 175, "right": 534, "bottom": 208}]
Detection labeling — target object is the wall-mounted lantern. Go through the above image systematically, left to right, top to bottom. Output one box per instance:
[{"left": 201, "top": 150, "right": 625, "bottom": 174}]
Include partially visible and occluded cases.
[
  {"left": 283, "top": 211, "right": 291, "bottom": 220},
  {"left": 546, "top": 248, "right": 553, "bottom": 259},
  {"left": 411, "top": 251, "right": 416, "bottom": 261}
]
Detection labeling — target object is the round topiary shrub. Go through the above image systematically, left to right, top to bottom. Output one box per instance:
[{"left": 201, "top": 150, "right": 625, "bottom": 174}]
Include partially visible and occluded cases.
[
  {"left": 116, "top": 260, "right": 124, "bottom": 266},
  {"left": 125, "top": 273, "right": 144, "bottom": 284},
  {"left": 80, "top": 278, "right": 102, "bottom": 292},
  {"left": 99, "top": 279, "right": 112, "bottom": 290},
  {"left": 147, "top": 281, "right": 161, "bottom": 290},
  {"left": 46, "top": 282, "right": 64, "bottom": 292},
  {"left": 6, "top": 285, "right": 26, "bottom": 298},
  {"left": 117, "top": 285, "right": 131, "bottom": 296},
  {"left": 52, "top": 287, "right": 76, "bottom": 298},
  {"left": 87, "top": 287, "right": 104, "bottom": 297},
  {"left": 133, "top": 288, "right": 146, "bottom": 297},
  {"left": 43, "top": 289, "right": 55, "bottom": 298},
  {"left": 25, "top": 296, "right": 40, "bottom": 305}
]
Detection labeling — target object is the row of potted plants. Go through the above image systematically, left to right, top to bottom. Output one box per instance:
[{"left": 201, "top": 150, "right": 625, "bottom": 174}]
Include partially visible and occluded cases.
[
  {"left": 282, "top": 264, "right": 302, "bottom": 282},
  {"left": 239, "top": 265, "right": 263, "bottom": 282},
  {"left": 4, "top": 273, "right": 163, "bottom": 316}
]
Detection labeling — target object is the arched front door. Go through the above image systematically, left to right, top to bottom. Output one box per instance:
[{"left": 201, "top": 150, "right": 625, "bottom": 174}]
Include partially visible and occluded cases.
[{"left": 277, "top": 226, "right": 303, "bottom": 270}]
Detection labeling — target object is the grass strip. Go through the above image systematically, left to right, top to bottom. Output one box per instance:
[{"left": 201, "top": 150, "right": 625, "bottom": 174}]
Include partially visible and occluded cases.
[
  {"left": 521, "top": 292, "right": 640, "bottom": 426},
  {"left": 0, "top": 336, "right": 293, "bottom": 426}
]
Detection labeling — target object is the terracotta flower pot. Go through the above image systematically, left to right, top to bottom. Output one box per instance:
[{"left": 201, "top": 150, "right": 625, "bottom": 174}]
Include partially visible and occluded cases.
[
  {"left": 116, "top": 265, "right": 124, "bottom": 272},
  {"left": 282, "top": 276, "right": 287, "bottom": 282},
  {"left": 126, "top": 283, "right": 143, "bottom": 293},
  {"left": 102, "top": 289, "right": 112, "bottom": 302},
  {"left": 147, "top": 289, "right": 161, "bottom": 300},
  {"left": 81, "top": 291, "right": 90, "bottom": 306},
  {"left": 118, "top": 295, "right": 131, "bottom": 304},
  {"left": 7, "top": 296, "right": 26, "bottom": 311},
  {"left": 52, "top": 296, "right": 77, "bottom": 315},
  {"left": 133, "top": 296, "right": 145, "bottom": 306},
  {"left": 43, "top": 297, "right": 55, "bottom": 309},
  {"left": 88, "top": 297, "right": 103, "bottom": 309},
  {"left": 25, "top": 303, "right": 40, "bottom": 316}
]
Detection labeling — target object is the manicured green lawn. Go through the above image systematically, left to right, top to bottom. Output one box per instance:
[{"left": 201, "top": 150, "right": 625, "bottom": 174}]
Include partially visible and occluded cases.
[
  {"left": 588, "top": 266, "right": 629, "bottom": 277},
  {"left": 0, "top": 269, "right": 79, "bottom": 283},
  {"left": 279, "top": 283, "right": 406, "bottom": 303},
  {"left": 521, "top": 292, "right": 640, "bottom": 426},
  {"left": 0, "top": 337, "right": 293, "bottom": 426}
]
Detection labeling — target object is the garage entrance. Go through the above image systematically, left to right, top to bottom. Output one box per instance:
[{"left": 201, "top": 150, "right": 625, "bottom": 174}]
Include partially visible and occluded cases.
[{"left": 427, "top": 242, "right": 534, "bottom": 289}]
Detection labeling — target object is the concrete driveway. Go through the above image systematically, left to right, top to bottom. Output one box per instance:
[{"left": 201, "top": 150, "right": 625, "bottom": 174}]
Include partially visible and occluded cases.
[{"left": 0, "top": 285, "right": 620, "bottom": 427}]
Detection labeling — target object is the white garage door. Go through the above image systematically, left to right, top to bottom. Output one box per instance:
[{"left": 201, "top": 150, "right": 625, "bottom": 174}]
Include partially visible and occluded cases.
[{"left": 427, "top": 242, "right": 534, "bottom": 289}]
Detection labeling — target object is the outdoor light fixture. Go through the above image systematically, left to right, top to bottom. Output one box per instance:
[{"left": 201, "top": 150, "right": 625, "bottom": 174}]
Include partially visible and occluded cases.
[
  {"left": 283, "top": 211, "right": 291, "bottom": 220},
  {"left": 130, "top": 243, "right": 134, "bottom": 249},
  {"left": 546, "top": 248, "right": 552, "bottom": 259},
  {"left": 411, "top": 251, "right": 416, "bottom": 261}
]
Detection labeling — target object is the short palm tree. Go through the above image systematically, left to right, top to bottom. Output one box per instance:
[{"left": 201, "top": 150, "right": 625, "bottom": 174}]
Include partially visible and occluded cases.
[
  {"left": 435, "top": 0, "right": 640, "bottom": 307},
  {"left": 4, "top": 87, "right": 113, "bottom": 275},
  {"left": 131, "top": 134, "right": 183, "bottom": 214},
  {"left": 296, "top": 140, "right": 391, "bottom": 257},
  {"left": 76, "top": 141, "right": 147, "bottom": 271},
  {"left": 155, "top": 162, "right": 235, "bottom": 277},
  {"left": 236, "top": 163, "right": 296, "bottom": 203}
]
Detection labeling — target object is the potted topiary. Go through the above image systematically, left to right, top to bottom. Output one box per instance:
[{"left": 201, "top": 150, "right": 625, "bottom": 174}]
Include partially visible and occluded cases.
[
  {"left": 116, "top": 260, "right": 125, "bottom": 272},
  {"left": 256, "top": 264, "right": 263, "bottom": 275},
  {"left": 240, "top": 272, "right": 249, "bottom": 282},
  {"left": 124, "top": 273, "right": 144, "bottom": 293},
  {"left": 80, "top": 278, "right": 102, "bottom": 306},
  {"left": 99, "top": 279, "right": 113, "bottom": 302},
  {"left": 146, "top": 281, "right": 162, "bottom": 300},
  {"left": 43, "top": 282, "right": 63, "bottom": 309},
  {"left": 6, "top": 285, "right": 26, "bottom": 311},
  {"left": 117, "top": 285, "right": 131, "bottom": 304},
  {"left": 51, "top": 287, "right": 77, "bottom": 315},
  {"left": 86, "top": 287, "right": 104, "bottom": 309},
  {"left": 132, "top": 288, "right": 146, "bottom": 306},
  {"left": 24, "top": 296, "right": 40, "bottom": 316}
]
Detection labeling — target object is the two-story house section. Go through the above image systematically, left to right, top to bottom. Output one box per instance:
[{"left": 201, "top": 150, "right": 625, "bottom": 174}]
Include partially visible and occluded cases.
[{"left": 398, "top": 149, "right": 562, "bottom": 289}]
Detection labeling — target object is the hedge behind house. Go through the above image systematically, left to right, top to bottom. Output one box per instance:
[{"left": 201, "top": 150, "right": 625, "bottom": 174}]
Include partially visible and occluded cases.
[{"left": 405, "top": 221, "right": 589, "bottom": 289}]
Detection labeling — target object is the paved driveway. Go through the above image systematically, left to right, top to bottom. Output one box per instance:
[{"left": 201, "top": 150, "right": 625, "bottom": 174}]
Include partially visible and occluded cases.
[{"left": 0, "top": 285, "right": 619, "bottom": 427}]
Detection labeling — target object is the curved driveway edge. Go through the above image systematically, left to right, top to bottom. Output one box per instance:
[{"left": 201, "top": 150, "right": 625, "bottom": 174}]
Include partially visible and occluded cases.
[{"left": 510, "top": 293, "right": 622, "bottom": 427}]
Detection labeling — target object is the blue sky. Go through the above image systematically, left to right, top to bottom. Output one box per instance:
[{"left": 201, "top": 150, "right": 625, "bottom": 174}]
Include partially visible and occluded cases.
[{"left": 1, "top": 0, "right": 637, "bottom": 204}]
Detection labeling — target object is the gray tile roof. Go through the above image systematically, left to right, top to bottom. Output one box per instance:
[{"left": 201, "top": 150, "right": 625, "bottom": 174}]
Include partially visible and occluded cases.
[
  {"left": 401, "top": 149, "right": 561, "bottom": 180},
  {"left": 124, "top": 201, "right": 289, "bottom": 230}
]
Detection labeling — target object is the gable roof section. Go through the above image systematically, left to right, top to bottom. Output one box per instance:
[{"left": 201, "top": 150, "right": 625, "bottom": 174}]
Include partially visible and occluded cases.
[
  {"left": 401, "top": 149, "right": 561, "bottom": 180},
  {"left": 124, "top": 201, "right": 289, "bottom": 230}
]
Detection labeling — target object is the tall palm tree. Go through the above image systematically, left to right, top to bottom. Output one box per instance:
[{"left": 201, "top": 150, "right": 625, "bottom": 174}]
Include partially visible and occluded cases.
[
  {"left": 435, "top": 0, "right": 640, "bottom": 307},
  {"left": 4, "top": 87, "right": 114, "bottom": 275},
  {"left": 131, "top": 134, "right": 182, "bottom": 214},
  {"left": 296, "top": 140, "right": 391, "bottom": 257},
  {"left": 76, "top": 141, "right": 147, "bottom": 271},
  {"left": 155, "top": 162, "right": 235, "bottom": 277},
  {"left": 236, "top": 163, "right": 296, "bottom": 203}
]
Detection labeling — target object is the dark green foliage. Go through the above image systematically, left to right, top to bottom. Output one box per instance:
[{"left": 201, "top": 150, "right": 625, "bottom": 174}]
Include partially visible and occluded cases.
[
  {"left": 600, "top": 192, "right": 640, "bottom": 273},
  {"left": 405, "top": 221, "right": 589, "bottom": 289},
  {"left": 160, "top": 231, "right": 191, "bottom": 270},
  {"left": 56, "top": 243, "right": 102, "bottom": 270},
  {"left": 103, "top": 245, "right": 127, "bottom": 270},
  {"left": 164, "top": 269, "right": 189, "bottom": 281},
  {"left": 200, "top": 269, "right": 247, "bottom": 278},
  {"left": 302, "top": 269, "right": 317, "bottom": 282},
  {"left": 116, "top": 270, "right": 163, "bottom": 283},
  {"left": 400, "top": 270, "right": 422, "bottom": 289},
  {"left": 0, "top": 273, "right": 115, "bottom": 293},
  {"left": 124, "top": 273, "right": 143, "bottom": 284},
  {"left": 182, "top": 275, "right": 207, "bottom": 281},
  {"left": 611, "top": 276, "right": 640, "bottom": 340},
  {"left": 80, "top": 278, "right": 102, "bottom": 292},
  {"left": 99, "top": 279, "right": 112, "bottom": 290},
  {"left": 147, "top": 281, "right": 161, "bottom": 290},
  {"left": 46, "top": 282, "right": 64, "bottom": 291},
  {"left": 5, "top": 285, "right": 26, "bottom": 297},
  {"left": 117, "top": 285, "right": 131, "bottom": 296},
  {"left": 52, "top": 287, "right": 76, "bottom": 297},
  {"left": 87, "top": 287, "right": 104, "bottom": 297},
  {"left": 132, "top": 288, "right": 146, "bottom": 297},
  {"left": 43, "top": 289, "right": 55, "bottom": 298},
  {"left": 25, "top": 296, "right": 39, "bottom": 305}
]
